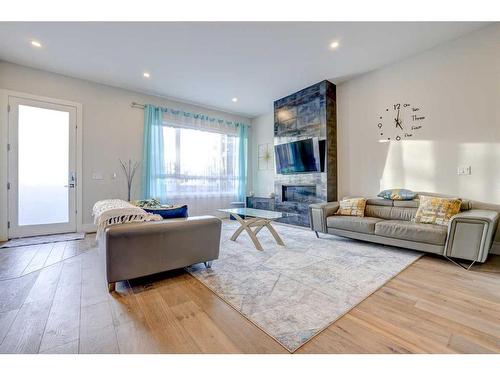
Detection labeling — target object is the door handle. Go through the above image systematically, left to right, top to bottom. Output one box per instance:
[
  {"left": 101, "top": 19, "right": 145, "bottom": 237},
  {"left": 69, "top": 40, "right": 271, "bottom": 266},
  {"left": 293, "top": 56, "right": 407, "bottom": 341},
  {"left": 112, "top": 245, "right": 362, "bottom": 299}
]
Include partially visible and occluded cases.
[{"left": 66, "top": 172, "right": 76, "bottom": 188}]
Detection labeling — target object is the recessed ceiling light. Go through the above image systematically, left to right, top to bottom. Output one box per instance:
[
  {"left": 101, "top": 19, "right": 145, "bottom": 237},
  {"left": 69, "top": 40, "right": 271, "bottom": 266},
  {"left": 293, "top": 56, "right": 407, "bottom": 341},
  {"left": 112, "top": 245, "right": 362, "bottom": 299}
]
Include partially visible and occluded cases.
[
  {"left": 31, "top": 40, "right": 42, "bottom": 48},
  {"left": 330, "top": 41, "right": 340, "bottom": 49},
  {"left": 143, "top": 72, "right": 150, "bottom": 78},
  {"left": 232, "top": 97, "right": 238, "bottom": 102}
]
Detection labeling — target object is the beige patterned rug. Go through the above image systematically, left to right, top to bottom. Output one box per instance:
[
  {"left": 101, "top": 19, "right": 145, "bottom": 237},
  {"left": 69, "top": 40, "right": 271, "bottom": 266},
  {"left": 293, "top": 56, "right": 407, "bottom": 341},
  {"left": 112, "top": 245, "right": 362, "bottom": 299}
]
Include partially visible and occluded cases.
[{"left": 187, "top": 220, "right": 422, "bottom": 352}]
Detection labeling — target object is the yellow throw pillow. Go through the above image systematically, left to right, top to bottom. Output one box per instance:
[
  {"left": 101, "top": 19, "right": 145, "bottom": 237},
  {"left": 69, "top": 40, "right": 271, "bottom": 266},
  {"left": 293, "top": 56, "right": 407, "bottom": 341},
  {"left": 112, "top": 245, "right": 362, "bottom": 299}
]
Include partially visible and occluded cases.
[
  {"left": 414, "top": 195, "right": 462, "bottom": 226},
  {"left": 336, "top": 198, "right": 367, "bottom": 217}
]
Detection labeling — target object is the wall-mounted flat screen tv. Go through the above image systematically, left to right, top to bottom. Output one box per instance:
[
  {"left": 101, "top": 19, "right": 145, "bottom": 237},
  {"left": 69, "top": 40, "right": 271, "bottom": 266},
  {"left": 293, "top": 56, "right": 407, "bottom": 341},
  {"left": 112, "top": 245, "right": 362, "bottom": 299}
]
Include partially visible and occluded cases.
[{"left": 274, "top": 138, "right": 325, "bottom": 174}]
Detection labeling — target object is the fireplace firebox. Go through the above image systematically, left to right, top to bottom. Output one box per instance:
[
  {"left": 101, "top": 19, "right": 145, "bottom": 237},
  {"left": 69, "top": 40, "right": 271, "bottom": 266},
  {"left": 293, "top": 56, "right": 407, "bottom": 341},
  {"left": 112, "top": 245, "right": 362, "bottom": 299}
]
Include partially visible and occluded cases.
[{"left": 282, "top": 185, "right": 317, "bottom": 203}]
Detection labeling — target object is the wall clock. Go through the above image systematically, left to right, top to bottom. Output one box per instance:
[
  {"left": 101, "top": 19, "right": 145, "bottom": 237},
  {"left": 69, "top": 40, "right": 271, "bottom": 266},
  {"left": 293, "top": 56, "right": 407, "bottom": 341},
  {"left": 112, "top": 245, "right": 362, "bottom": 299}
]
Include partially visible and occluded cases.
[{"left": 377, "top": 103, "right": 426, "bottom": 141}]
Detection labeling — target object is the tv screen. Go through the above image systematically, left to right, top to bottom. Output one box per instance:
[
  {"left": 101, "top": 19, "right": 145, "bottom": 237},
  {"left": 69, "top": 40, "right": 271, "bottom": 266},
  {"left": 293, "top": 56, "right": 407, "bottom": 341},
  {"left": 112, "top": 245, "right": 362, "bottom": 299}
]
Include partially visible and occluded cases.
[{"left": 274, "top": 138, "right": 321, "bottom": 174}]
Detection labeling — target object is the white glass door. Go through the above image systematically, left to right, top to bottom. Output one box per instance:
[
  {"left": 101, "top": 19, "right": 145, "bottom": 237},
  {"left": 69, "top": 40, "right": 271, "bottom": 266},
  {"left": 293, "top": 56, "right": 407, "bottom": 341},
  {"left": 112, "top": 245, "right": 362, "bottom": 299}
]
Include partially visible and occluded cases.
[{"left": 8, "top": 97, "right": 77, "bottom": 238}]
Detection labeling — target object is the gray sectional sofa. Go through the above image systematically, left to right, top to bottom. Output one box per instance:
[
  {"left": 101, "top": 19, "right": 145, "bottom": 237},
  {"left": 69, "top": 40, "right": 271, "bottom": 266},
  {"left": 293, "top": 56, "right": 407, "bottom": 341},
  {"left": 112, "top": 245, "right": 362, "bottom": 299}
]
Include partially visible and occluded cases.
[{"left": 309, "top": 195, "right": 499, "bottom": 268}]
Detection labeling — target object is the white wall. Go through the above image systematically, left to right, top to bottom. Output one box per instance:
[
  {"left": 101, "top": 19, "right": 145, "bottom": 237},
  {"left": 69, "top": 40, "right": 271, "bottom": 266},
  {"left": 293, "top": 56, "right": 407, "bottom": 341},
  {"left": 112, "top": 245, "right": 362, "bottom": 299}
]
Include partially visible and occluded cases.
[
  {"left": 250, "top": 24, "right": 500, "bottom": 247},
  {"left": 251, "top": 24, "right": 500, "bottom": 203},
  {"left": 337, "top": 24, "right": 500, "bottom": 203},
  {"left": 0, "top": 61, "right": 251, "bottom": 235},
  {"left": 250, "top": 109, "right": 275, "bottom": 197}
]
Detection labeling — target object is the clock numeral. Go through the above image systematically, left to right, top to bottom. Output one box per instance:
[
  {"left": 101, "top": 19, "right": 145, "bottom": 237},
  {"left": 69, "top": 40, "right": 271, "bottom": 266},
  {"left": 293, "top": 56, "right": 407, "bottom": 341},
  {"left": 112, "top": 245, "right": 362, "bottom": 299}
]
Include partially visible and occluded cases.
[
  {"left": 393, "top": 103, "right": 401, "bottom": 110},
  {"left": 412, "top": 115, "right": 425, "bottom": 121},
  {"left": 377, "top": 123, "right": 382, "bottom": 128},
  {"left": 396, "top": 135, "right": 401, "bottom": 141}
]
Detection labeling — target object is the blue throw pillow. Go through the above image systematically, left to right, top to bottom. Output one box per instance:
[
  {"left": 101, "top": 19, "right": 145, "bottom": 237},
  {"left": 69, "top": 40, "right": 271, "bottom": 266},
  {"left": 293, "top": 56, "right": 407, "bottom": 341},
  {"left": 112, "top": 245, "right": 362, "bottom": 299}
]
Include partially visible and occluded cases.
[
  {"left": 377, "top": 189, "right": 417, "bottom": 201},
  {"left": 144, "top": 205, "right": 188, "bottom": 219}
]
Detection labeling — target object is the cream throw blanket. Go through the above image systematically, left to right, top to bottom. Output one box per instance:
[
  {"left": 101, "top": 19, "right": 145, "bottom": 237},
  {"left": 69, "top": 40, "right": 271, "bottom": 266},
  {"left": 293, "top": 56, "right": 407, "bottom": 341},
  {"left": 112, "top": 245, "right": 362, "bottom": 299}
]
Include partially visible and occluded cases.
[{"left": 93, "top": 199, "right": 162, "bottom": 236}]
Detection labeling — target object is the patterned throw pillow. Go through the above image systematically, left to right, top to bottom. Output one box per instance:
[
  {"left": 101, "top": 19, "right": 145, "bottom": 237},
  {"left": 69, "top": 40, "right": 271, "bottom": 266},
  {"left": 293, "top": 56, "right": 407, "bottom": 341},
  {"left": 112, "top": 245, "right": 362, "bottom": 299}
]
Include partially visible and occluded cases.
[
  {"left": 377, "top": 189, "right": 417, "bottom": 200},
  {"left": 414, "top": 195, "right": 462, "bottom": 226},
  {"left": 336, "top": 198, "right": 367, "bottom": 217},
  {"left": 131, "top": 199, "right": 189, "bottom": 219}
]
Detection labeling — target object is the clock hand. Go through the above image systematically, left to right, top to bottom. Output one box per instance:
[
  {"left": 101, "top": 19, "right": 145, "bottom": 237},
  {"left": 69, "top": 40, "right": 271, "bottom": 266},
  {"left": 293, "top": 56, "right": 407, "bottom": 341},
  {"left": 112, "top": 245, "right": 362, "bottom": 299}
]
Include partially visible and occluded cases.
[{"left": 396, "top": 109, "right": 404, "bottom": 130}]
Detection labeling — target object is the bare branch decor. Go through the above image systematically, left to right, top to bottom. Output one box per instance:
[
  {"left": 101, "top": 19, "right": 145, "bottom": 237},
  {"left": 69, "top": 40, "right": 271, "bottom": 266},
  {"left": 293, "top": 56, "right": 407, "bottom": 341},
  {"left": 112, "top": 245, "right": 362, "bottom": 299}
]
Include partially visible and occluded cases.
[{"left": 119, "top": 159, "right": 140, "bottom": 201}]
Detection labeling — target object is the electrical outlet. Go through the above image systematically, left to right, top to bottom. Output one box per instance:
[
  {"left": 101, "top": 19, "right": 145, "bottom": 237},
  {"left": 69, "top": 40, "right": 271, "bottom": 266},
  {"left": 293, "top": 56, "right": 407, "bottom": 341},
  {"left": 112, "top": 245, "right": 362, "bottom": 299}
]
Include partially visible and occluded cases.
[
  {"left": 457, "top": 166, "right": 472, "bottom": 175},
  {"left": 92, "top": 172, "right": 104, "bottom": 180}
]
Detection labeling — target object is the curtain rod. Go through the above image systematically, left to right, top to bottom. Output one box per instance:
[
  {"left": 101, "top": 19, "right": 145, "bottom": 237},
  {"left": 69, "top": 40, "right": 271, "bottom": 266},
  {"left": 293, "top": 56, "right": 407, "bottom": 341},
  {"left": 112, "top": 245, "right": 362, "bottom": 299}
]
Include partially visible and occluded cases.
[
  {"left": 130, "top": 101, "right": 250, "bottom": 127},
  {"left": 131, "top": 102, "right": 145, "bottom": 109}
]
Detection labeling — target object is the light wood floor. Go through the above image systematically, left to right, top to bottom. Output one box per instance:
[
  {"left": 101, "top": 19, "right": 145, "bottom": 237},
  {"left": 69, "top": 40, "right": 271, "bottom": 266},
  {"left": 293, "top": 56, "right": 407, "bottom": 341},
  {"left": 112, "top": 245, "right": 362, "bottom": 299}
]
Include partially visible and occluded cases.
[{"left": 0, "top": 235, "right": 500, "bottom": 354}]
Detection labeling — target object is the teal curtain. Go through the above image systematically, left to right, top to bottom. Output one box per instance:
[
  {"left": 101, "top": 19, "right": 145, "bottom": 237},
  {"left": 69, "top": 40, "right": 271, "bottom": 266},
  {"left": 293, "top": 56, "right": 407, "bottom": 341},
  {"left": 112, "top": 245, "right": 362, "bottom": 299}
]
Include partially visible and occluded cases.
[
  {"left": 142, "top": 105, "right": 167, "bottom": 202},
  {"left": 236, "top": 123, "right": 248, "bottom": 202}
]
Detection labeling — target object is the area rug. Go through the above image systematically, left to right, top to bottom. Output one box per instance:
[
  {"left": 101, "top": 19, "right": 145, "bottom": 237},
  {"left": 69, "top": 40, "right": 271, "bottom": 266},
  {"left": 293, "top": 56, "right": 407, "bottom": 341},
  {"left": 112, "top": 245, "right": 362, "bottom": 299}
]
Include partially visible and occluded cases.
[
  {"left": 187, "top": 220, "right": 422, "bottom": 352},
  {"left": 0, "top": 232, "right": 86, "bottom": 248}
]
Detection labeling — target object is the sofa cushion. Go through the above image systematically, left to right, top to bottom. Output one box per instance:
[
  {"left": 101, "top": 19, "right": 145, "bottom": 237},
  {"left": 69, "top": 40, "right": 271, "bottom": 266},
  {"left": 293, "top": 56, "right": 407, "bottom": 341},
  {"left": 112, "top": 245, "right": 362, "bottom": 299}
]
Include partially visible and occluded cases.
[
  {"left": 377, "top": 188, "right": 417, "bottom": 200},
  {"left": 415, "top": 192, "right": 471, "bottom": 211},
  {"left": 414, "top": 195, "right": 462, "bottom": 226},
  {"left": 337, "top": 198, "right": 367, "bottom": 217},
  {"left": 365, "top": 198, "right": 393, "bottom": 206},
  {"left": 393, "top": 200, "right": 419, "bottom": 208},
  {"left": 144, "top": 204, "right": 188, "bottom": 219},
  {"left": 365, "top": 205, "right": 393, "bottom": 220},
  {"left": 389, "top": 206, "right": 417, "bottom": 221},
  {"left": 327, "top": 216, "right": 384, "bottom": 234},
  {"left": 374, "top": 220, "right": 448, "bottom": 245}
]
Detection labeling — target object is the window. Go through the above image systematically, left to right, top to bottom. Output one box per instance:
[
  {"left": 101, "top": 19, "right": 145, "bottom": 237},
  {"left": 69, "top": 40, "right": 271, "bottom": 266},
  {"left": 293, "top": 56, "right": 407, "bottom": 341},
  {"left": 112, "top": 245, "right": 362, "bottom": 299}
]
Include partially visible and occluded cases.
[{"left": 162, "top": 125, "right": 240, "bottom": 198}]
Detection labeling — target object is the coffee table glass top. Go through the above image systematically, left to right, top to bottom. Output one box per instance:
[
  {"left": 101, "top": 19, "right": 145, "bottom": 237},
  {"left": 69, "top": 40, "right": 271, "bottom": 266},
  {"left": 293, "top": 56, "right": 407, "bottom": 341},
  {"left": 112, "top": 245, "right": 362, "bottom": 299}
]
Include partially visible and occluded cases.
[{"left": 218, "top": 207, "right": 293, "bottom": 220}]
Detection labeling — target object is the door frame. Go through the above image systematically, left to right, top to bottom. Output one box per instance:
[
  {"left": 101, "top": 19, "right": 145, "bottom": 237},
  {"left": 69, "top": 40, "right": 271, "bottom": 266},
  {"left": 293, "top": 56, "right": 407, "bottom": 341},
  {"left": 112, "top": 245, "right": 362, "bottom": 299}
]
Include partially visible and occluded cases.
[{"left": 0, "top": 90, "right": 83, "bottom": 240}]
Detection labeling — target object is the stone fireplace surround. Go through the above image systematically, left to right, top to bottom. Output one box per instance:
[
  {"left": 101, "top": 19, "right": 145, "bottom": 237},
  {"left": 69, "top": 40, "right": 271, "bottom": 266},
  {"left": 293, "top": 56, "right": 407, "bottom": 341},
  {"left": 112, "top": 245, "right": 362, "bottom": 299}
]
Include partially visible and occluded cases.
[{"left": 273, "top": 80, "right": 337, "bottom": 227}]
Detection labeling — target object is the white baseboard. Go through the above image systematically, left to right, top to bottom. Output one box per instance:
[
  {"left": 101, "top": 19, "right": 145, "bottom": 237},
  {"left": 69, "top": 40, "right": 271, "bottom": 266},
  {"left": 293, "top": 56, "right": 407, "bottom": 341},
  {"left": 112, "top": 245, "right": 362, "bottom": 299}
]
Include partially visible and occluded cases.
[
  {"left": 81, "top": 223, "right": 96, "bottom": 233},
  {"left": 490, "top": 241, "right": 500, "bottom": 255}
]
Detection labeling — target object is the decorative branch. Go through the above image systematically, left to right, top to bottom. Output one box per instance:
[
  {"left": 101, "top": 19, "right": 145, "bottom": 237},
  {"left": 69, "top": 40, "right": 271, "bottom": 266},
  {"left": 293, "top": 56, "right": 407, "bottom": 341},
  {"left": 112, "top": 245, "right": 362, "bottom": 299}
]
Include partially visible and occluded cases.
[{"left": 119, "top": 159, "right": 140, "bottom": 201}]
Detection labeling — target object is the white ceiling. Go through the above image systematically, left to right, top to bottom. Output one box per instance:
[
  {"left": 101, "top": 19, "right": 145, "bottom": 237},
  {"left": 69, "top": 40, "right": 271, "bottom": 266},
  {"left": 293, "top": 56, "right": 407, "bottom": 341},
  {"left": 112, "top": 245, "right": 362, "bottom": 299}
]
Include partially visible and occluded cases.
[{"left": 0, "top": 22, "right": 489, "bottom": 118}]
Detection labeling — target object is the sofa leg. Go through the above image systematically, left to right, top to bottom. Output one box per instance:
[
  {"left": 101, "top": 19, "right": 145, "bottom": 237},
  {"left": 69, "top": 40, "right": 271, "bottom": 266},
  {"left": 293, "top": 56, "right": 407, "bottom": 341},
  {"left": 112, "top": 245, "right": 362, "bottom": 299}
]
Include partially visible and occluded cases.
[
  {"left": 315, "top": 231, "right": 320, "bottom": 238},
  {"left": 444, "top": 255, "right": 476, "bottom": 271},
  {"left": 204, "top": 261, "right": 212, "bottom": 269},
  {"left": 108, "top": 282, "right": 116, "bottom": 293}
]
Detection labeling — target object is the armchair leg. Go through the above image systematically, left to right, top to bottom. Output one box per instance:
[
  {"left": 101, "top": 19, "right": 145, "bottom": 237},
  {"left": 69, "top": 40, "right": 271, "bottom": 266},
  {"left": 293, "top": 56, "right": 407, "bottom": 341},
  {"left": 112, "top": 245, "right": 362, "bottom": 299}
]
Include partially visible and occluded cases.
[
  {"left": 444, "top": 255, "right": 476, "bottom": 271},
  {"left": 204, "top": 261, "right": 213, "bottom": 269},
  {"left": 108, "top": 282, "right": 116, "bottom": 293}
]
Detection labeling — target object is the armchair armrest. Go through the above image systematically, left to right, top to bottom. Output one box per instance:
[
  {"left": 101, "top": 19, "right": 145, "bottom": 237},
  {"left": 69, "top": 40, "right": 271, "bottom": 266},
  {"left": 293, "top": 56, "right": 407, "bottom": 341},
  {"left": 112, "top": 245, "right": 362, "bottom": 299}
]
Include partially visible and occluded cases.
[
  {"left": 309, "top": 202, "right": 340, "bottom": 233},
  {"left": 445, "top": 209, "right": 500, "bottom": 263}
]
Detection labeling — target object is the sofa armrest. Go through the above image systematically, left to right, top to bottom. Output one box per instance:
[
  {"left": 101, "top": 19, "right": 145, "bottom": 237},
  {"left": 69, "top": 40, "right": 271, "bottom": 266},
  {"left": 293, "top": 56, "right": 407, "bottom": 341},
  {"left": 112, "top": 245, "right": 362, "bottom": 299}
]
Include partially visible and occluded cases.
[
  {"left": 309, "top": 202, "right": 340, "bottom": 233},
  {"left": 445, "top": 209, "right": 499, "bottom": 263}
]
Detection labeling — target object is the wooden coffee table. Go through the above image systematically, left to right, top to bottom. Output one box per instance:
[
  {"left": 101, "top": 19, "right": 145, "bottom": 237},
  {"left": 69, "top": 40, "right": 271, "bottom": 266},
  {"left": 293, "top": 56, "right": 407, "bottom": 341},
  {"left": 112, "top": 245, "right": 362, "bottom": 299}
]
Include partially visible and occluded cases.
[{"left": 218, "top": 208, "right": 290, "bottom": 251}]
